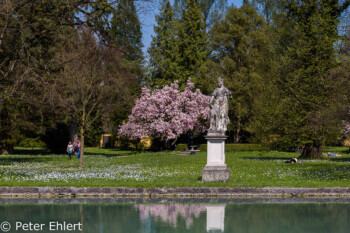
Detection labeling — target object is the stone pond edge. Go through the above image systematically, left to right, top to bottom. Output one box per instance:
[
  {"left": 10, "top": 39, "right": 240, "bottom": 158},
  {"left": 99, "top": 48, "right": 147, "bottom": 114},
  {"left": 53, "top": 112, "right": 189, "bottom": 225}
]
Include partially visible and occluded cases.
[{"left": 1, "top": 187, "right": 350, "bottom": 197}]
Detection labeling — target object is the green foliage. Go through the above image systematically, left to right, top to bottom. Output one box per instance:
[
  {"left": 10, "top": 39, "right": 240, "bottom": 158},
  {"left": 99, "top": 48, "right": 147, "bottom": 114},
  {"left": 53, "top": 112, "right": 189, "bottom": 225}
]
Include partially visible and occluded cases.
[
  {"left": 0, "top": 0, "right": 116, "bottom": 154},
  {"left": 0, "top": 0, "right": 75, "bottom": 154},
  {"left": 2, "top": 0, "right": 350, "bottom": 160},
  {"left": 109, "top": 0, "right": 143, "bottom": 132},
  {"left": 110, "top": 0, "right": 143, "bottom": 63},
  {"left": 147, "top": 0, "right": 180, "bottom": 87},
  {"left": 147, "top": 0, "right": 207, "bottom": 88},
  {"left": 174, "top": 0, "right": 228, "bottom": 32},
  {"left": 177, "top": 0, "right": 207, "bottom": 87},
  {"left": 245, "top": 0, "right": 278, "bottom": 24},
  {"left": 263, "top": 0, "right": 348, "bottom": 155},
  {"left": 204, "top": 4, "right": 272, "bottom": 142},
  {"left": 0, "top": 103, "right": 21, "bottom": 154},
  {"left": 110, "top": 103, "right": 133, "bottom": 132},
  {"left": 84, "top": 122, "right": 103, "bottom": 147},
  {"left": 18, "top": 138, "right": 46, "bottom": 149},
  {"left": 199, "top": 143, "right": 266, "bottom": 151},
  {"left": 176, "top": 144, "right": 188, "bottom": 151}
]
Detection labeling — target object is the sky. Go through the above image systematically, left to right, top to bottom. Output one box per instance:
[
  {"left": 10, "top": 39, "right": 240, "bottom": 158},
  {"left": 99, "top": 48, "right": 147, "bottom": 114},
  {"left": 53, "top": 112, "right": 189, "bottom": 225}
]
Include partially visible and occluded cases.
[{"left": 138, "top": 0, "right": 244, "bottom": 58}]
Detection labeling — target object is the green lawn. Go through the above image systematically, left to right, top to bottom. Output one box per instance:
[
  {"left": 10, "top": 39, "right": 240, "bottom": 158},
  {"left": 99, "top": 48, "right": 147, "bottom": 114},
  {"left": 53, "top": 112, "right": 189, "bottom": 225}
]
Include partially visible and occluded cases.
[{"left": 0, "top": 147, "right": 349, "bottom": 187}]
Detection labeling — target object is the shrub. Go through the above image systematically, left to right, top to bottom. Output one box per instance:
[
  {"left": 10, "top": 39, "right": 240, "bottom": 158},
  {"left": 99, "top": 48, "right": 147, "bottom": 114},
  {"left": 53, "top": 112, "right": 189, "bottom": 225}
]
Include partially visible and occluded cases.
[
  {"left": 19, "top": 137, "right": 46, "bottom": 149},
  {"left": 200, "top": 143, "right": 266, "bottom": 151},
  {"left": 176, "top": 144, "right": 188, "bottom": 151}
]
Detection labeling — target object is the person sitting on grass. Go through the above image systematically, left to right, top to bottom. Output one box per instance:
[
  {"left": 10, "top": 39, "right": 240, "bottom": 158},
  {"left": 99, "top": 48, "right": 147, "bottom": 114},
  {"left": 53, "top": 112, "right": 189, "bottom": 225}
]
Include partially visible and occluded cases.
[
  {"left": 67, "top": 141, "right": 73, "bottom": 159},
  {"left": 285, "top": 158, "right": 297, "bottom": 163}
]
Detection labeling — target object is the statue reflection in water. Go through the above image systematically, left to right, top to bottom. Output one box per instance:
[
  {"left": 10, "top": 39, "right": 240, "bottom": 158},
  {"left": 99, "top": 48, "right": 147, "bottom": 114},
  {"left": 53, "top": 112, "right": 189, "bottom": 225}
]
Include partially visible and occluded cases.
[
  {"left": 134, "top": 203, "right": 226, "bottom": 232},
  {"left": 206, "top": 204, "right": 226, "bottom": 232}
]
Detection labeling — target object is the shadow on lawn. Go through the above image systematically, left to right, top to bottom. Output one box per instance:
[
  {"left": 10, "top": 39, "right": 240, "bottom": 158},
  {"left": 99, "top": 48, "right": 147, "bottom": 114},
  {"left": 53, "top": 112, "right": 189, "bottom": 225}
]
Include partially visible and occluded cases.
[
  {"left": 13, "top": 148, "right": 51, "bottom": 155},
  {"left": 84, "top": 149, "right": 138, "bottom": 157},
  {"left": 0, "top": 157, "right": 53, "bottom": 165},
  {"left": 243, "top": 157, "right": 293, "bottom": 161},
  {"left": 328, "top": 157, "right": 350, "bottom": 163}
]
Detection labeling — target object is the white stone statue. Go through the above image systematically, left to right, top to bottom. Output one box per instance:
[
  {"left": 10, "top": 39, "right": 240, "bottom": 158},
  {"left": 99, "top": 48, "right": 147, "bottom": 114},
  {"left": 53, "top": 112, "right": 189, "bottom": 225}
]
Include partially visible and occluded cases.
[{"left": 209, "top": 78, "right": 232, "bottom": 132}]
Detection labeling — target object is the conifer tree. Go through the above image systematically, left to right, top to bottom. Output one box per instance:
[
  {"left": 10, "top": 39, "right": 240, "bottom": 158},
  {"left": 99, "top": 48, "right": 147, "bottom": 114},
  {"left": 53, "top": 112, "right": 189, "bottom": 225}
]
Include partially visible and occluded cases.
[
  {"left": 110, "top": 0, "right": 143, "bottom": 63},
  {"left": 110, "top": 0, "right": 144, "bottom": 130},
  {"left": 147, "top": 0, "right": 179, "bottom": 87},
  {"left": 174, "top": 0, "right": 228, "bottom": 33},
  {"left": 177, "top": 0, "right": 207, "bottom": 87},
  {"left": 269, "top": 0, "right": 349, "bottom": 158}
]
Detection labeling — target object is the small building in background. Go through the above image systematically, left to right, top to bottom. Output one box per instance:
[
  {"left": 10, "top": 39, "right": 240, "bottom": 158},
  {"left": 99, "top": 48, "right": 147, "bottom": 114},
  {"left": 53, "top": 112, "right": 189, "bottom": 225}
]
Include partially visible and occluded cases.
[
  {"left": 100, "top": 134, "right": 112, "bottom": 148},
  {"left": 114, "top": 135, "right": 151, "bottom": 149},
  {"left": 140, "top": 136, "right": 151, "bottom": 148}
]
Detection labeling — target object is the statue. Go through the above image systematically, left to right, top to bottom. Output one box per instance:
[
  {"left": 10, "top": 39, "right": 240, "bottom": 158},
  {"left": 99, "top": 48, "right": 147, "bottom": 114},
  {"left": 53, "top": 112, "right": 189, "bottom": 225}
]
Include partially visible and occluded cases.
[
  {"left": 203, "top": 77, "right": 231, "bottom": 182},
  {"left": 209, "top": 78, "right": 232, "bottom": 132}
]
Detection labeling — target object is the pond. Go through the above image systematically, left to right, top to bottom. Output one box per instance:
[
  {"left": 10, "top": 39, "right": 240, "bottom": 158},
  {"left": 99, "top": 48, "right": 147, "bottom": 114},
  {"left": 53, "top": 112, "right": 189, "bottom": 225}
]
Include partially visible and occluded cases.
[{"left": 0, "top": 197, "right": 350, "bottom": 233}]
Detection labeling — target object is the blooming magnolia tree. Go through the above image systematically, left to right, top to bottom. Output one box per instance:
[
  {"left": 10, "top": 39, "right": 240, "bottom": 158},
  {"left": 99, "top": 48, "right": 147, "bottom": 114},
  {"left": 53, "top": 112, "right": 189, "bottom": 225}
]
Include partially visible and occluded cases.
[{"left": 118, "top": 79, "right": 210, "bottom": 143}]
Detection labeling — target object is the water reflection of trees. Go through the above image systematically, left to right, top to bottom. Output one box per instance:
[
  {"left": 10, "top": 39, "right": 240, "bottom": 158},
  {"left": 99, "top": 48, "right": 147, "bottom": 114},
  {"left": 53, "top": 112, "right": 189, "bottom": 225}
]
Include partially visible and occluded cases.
[
  {"left": 2, "top": 201, "right": 350, "bottom": 233},
  {"left": 135, "top": 204, "right": 206, "bottom": 228}
]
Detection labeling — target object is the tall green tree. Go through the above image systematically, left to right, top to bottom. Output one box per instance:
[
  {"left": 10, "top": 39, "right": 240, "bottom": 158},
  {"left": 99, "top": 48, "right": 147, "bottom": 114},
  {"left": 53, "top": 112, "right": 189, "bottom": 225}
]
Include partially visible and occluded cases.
[
  {"left": 0, "top": 0, "right": 118, "bottom": 154},
  {"left": 0, "top": 0, "right": 77, "bottom": 153},
  {"left": 110, "top": 0, "right": 143, "bottom": 63},
  {"left": 110, "top": 0, "right": 144, "bottom": 134},
  {"left": 147, "top": 0, "right": 180, "bottom": 87},
  {"left": 174, "top": 0, "right": 228, "bottom": 33},
  {"left": 177, "top": 0, "right": 207, "bottom": 87},
  {"left": 244, "top": 0, "right": 278, "bottom": 24},
  {"left": 268, "top": 0, "right": 350, "bottom": 158},
  {"left": 203, "top": 5, "right": 272, "bottom": 143}
]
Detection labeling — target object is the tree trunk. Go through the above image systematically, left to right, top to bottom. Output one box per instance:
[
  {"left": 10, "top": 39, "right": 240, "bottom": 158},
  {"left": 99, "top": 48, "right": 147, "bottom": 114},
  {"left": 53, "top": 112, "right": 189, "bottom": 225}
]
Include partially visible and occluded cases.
[
  {"left": 234, "top": 104, "right": 241, "bottom": 143},
  {"left": 79, "top": 107, "right": 85, "bottom": 168},
  {"left": 70, "top": 121, "right": 78, "bottom": 143},
  {"left": 234, "top": 121, "right": 241, "bottom": 143},
  {"left": 79, "top": 126, "right": 85, "bottom": 168},
  {"left": 299, "top": 142, "right": 323, "bottom": 159}
]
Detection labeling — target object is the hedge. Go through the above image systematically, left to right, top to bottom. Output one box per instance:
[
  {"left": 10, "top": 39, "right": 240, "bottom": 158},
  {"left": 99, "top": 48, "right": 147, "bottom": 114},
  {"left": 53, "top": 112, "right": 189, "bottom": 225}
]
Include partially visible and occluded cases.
[
  {"left": 177, "top": 143, "right": 266, "bottom": 151},
  {"left": 176, "top": 144, "right": 188, "bottom": 151},
  {"left": 200, "top": 144, "right": 266, "bottom": 152}
]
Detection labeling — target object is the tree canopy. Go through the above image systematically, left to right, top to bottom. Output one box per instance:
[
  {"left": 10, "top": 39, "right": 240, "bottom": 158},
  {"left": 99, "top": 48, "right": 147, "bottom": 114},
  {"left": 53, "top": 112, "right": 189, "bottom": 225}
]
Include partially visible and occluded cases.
[{"left": 1, "top": 0, "right": 350, "bottom": 158}]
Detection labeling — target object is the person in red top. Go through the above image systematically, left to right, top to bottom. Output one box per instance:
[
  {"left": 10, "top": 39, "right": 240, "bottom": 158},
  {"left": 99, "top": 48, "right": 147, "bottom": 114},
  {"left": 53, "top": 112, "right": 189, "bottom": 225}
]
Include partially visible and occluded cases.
[
  {"left": 73, "top": 138, "right": 81, "bottom": 159},
  {"left": 76, "top": 140, "right": 81, "bottom": 159}
]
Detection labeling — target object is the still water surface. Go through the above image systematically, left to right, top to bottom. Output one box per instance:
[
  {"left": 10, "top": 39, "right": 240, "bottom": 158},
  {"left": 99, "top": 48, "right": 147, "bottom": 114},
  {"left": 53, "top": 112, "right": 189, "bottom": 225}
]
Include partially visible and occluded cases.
[{"left": 0, "top": 198, "right": 350, "bottom": 233}]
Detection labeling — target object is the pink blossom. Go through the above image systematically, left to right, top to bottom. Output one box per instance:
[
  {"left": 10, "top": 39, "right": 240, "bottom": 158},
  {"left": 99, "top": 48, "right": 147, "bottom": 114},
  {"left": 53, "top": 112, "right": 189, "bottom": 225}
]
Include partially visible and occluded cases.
[
  {"left": 118, "top": 79, "right": 210, "bottom": 141},
  {"left": 342, "top": 109, "right": 350, "bottom": 137}
]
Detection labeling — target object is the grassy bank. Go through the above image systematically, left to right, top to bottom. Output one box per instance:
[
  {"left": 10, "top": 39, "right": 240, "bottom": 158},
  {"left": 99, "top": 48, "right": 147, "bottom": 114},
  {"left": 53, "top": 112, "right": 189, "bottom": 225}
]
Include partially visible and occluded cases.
[{"left": 0, "top": 147, "right": 349, "bottom": 187}]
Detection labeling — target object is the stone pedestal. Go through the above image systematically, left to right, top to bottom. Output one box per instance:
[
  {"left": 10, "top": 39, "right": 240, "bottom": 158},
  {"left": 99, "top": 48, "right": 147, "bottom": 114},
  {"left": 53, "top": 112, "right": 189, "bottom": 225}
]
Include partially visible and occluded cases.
[{"left": 202, "top": 132, "right": 230, "bottom": 182}]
